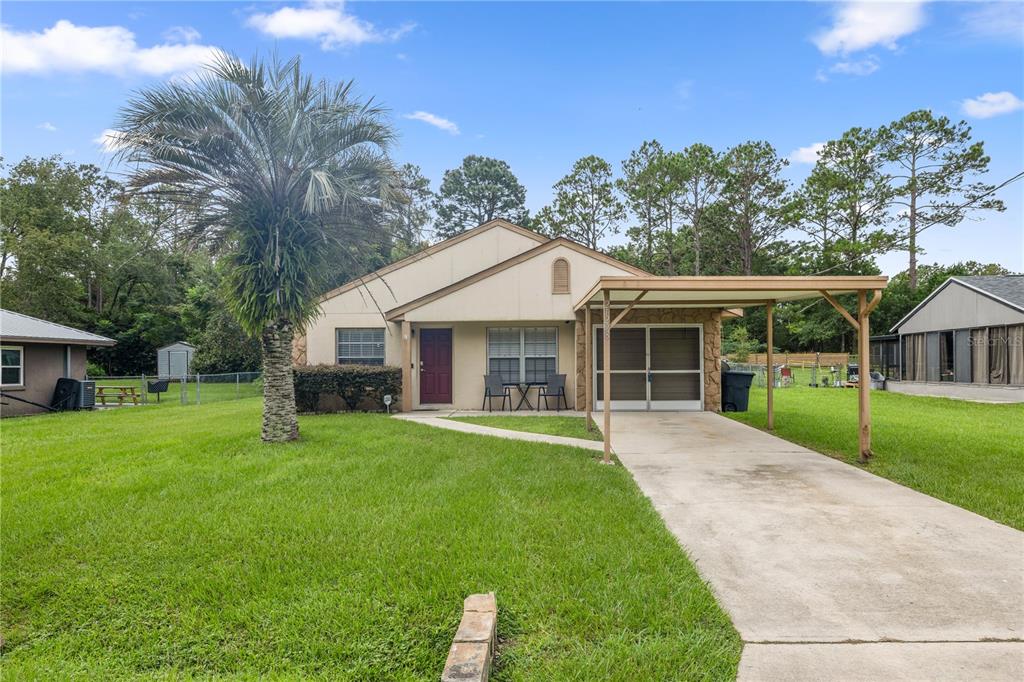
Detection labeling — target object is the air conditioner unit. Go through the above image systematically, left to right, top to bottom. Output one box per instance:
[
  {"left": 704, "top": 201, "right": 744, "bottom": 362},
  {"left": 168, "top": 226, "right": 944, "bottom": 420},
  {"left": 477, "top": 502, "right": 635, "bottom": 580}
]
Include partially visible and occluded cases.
[
  {"left": 51, "top": 379, "right": 97, "bottom": 410},
  {"left": 79, "top": 380, "right": 96, "bottom": 409}
]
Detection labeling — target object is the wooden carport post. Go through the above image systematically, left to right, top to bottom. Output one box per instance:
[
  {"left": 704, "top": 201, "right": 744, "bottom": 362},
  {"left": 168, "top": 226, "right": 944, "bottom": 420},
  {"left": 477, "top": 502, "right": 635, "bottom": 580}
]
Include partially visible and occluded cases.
[
  {"left": 821, "top": 288, "right": 882, "bottom": 462},
  {"left": 596, "top": 289, "right": 645, "bottom": 462},
  {"left": 602, "top": 290, "right": 612, "bottom": 463},
  {"left": 766, "top": 301, "right": 774, "bottom": 430},
  {"left": 584, "top": 305, "right": 593, "bottom": 432}
]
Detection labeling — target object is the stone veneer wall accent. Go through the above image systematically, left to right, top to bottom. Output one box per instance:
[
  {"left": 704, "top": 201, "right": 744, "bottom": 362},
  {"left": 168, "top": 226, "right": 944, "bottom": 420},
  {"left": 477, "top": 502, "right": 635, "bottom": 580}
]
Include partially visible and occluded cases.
[{"left": 574, "top": 307, "right": 723, "bottom": 412}]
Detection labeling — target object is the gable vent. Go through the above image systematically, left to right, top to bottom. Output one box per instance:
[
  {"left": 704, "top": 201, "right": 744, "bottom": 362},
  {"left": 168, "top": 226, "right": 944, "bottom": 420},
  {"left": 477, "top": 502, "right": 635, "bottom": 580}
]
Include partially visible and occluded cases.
[{"left": 552, "top": 258, "right": 570, "bottom": 294}]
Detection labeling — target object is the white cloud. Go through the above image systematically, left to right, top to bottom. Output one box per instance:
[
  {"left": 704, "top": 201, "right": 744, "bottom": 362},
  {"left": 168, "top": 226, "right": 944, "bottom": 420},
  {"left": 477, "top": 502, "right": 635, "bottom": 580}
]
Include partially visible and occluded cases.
[
  {"left": 246, "top": 1, "right": 414, "bottom": 50},
  {"left": 813, "top": 1, "right": 927, "bottom": 55},
  {"left": 961, "top": 2, "right": 1024, "bottom": 43},
  {"left": 0, "top": 20, "right": 220, "bottom": 76},
  {"left": 163, "top": 25, "right": 201, "bottom": 44},
  {"left": 829, "top": 56, "right": 880, "bottom": 76},
  {"left": 962, "top": 91, "right": 1024, "bottom": 119},
  {"left": 403, "top": 111, "right": 460, "bottom": 135},
  {"left": 37, "top": 122, "right": 57, "bottom": 132},
  {"left": 94, "top": 129, "right": 127, "bottom": 153},
  {"left": 789, "top": 142, "right": 826, "bottom": 164}
]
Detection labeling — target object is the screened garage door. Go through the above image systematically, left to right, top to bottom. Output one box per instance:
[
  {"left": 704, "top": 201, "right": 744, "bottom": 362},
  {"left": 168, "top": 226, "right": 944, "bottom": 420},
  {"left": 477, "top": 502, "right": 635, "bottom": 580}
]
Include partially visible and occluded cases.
[{"left": 594, "top": 324, "right": 703, "bottom": 410}]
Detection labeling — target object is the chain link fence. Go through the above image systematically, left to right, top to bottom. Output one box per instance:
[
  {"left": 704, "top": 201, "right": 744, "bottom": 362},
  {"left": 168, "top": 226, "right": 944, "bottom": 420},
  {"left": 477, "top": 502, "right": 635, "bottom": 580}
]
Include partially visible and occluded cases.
[
  {"left": 726, "top": 361, "right": 860, "bottom": 388},
  {"left": 86, "top": 372, "right": 262, "bottom": 407}
]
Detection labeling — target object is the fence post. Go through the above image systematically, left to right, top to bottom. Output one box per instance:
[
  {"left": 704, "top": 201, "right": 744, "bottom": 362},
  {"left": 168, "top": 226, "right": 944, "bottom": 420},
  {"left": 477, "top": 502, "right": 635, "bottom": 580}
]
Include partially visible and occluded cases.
[
  {"left": 236, "top": 372, "right": 240, "bottom": 400},
  {"left": 141, "top": 374, "right": 147, "bottom": 405},
  {"left": 181, "top": 374, "right": 187, "bottom": 405},
  {"left": 196, "top": 374, "right": 202, "bottom": 405}
]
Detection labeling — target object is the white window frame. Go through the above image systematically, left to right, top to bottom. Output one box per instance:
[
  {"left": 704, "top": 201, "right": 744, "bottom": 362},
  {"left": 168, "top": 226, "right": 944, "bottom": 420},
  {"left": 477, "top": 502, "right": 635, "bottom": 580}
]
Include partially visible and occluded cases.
[
  {"left": 486, "top": 327, "right": 558, "bottom": 384},
  {"left": 336, "top": 328, "right": 386, "bottom": 366},
  {"left": 1, "top": 345, "right": 25, "bottom": 388}
]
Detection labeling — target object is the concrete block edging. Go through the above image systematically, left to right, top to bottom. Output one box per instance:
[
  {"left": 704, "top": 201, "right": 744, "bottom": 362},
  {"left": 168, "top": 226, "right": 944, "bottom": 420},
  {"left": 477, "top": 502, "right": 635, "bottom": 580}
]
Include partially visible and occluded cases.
[{"left": 441, "top": 592, "right": 497, "bottom": 682}]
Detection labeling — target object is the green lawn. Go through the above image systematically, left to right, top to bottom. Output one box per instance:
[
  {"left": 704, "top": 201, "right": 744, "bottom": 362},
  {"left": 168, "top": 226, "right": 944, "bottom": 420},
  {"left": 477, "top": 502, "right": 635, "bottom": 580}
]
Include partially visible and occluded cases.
[
  {"left": 725, "top": 384, "right": 1024, "bottom": 530},
  {"left": 1, "top": 400, "right": 739, "bottom": 680},
  {"left": 446, "top": 415, "right": 603, "bottom": 442}
]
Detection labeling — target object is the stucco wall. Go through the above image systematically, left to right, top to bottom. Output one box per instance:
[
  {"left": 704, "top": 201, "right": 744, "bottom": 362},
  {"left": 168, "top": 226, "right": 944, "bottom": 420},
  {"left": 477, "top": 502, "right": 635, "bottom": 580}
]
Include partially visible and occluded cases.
[
  {"left": 302, "top": 225, "right": 544, "bottom": 366},
  {"left": 402, "top": 243, "right": 637, "bottom": 322},
  {"left": 897, "top": 282, "right": 1024, "bottom": 334},
  {"left": 574, "top": 308, "right": 723, "bottom": 412},
  {"left": 407, "top": 321, "right": 576, "bottom": 410},
  {"left": 1, "top": 343, "right": 86, "bottom": 417}
]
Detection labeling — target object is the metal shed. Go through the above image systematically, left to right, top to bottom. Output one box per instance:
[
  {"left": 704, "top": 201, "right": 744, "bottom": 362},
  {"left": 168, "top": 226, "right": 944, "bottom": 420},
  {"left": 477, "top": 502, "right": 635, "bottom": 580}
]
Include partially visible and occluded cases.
[{"left": 157, "top": 341, "right": 195, "bottom": 378}]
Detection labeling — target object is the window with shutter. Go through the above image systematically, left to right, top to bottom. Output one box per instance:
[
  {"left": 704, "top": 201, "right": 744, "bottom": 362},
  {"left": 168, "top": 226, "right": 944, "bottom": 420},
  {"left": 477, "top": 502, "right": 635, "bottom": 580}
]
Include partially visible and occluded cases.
[{"left": 552, "top": 258, "right": 570, "bottom": 294}]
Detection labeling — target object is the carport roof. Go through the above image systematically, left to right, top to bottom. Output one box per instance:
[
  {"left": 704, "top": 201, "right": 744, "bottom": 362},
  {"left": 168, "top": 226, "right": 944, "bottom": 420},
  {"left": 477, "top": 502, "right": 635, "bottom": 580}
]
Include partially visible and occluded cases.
[{"left": 574, "top": 275, "right": 889, "bottom": 310}]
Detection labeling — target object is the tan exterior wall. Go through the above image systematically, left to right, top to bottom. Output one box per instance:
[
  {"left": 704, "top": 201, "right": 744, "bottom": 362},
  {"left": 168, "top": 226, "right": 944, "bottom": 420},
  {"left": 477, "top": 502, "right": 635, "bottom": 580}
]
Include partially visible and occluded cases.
[
  {"left": 304, "top": 225, "right": 544, "bottom": 366},
  {"left": 402, "top": 243, "right": 636, "bottom": 323},
  {"left": 574, "top": 308, "right": 723, "bottom": 412},
  {"left": 406, "top": 321, "right": 576, "bottom": 410},
  {"left": 1, "top": 343, "right": 87, "bottom": 417}
]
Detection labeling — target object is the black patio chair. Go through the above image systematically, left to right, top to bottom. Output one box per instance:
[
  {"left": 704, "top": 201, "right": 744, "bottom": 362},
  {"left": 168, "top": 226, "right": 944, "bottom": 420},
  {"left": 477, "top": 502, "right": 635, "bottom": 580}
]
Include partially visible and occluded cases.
[
  {"left": 482, "top": 374, "right": 511, "bottom": 412},
  {"left": 537, "top": 374, "right": 568, "bottom": 412},
  {"left": 147, "top": 379, "right": 170, "bottom": 403}
]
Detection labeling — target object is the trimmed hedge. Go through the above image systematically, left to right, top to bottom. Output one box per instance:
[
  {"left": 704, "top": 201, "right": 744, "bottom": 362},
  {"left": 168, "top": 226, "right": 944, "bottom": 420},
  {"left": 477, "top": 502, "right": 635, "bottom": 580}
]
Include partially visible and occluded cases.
[{"left": 293, "top": 364, "right": 402, "bottom": 413}]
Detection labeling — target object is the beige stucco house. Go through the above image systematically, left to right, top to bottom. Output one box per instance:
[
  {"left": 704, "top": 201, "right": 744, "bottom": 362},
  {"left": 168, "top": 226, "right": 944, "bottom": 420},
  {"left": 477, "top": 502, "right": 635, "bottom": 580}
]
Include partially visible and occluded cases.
[{"left": 297, "top": 219, "right": 730, "bottom": 413}]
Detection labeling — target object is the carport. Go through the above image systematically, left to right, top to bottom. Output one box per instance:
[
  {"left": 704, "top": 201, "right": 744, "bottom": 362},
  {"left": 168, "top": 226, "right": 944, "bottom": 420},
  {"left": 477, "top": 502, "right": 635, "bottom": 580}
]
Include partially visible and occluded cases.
[{"left": 574, "top": 276, "right": 888, "bottom": 463}]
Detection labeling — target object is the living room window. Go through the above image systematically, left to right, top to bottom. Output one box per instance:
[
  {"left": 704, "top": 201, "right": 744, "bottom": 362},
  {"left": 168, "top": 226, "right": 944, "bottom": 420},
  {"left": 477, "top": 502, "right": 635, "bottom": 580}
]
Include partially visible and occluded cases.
[
  {"left": 487, "top": 327, "right": 557, "bottom": 383},
  {"left": 336, "top": 328, "right": 385, "bottom": 365}
]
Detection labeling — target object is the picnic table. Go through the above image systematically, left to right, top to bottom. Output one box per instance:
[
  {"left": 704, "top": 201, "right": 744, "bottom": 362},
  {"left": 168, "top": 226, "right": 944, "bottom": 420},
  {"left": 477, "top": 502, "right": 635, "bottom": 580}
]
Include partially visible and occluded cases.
[{"left": 96, "top": 385, "right": 140, "bottom": 407}]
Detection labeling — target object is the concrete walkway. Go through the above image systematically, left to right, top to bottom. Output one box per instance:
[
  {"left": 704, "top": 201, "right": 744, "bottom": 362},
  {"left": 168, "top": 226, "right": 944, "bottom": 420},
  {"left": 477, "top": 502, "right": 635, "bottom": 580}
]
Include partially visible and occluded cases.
[
  {"left": 393, "top": 410, "right": 604, "bottom": 451},
  {"left": 610, "top": 412, "right": 1024, "bottom": 681}
]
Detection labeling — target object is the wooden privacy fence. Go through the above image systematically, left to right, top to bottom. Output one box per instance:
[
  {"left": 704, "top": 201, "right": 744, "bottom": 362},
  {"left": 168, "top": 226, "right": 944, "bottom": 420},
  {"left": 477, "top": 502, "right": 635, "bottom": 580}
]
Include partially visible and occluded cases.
[{"left": 730, "top": 352, "right": 851, "bottom": 367}]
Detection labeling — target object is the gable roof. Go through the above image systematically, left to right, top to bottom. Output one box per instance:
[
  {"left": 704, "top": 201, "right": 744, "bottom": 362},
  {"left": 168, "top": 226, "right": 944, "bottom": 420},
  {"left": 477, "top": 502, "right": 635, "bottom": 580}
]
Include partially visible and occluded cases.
[
  {"left": 318, "top": 219, "right": 548, "bottom": 302},
  {"left": 385, "top": 237, "right": 652, "bottom": 321},
  {"left": 890, "top": 275, "right": 1024, "bottom": 332},
  {"left": 955, "top": 276, "right": 1024, "bottom": 310},
  {"left": 0, "top": 309, "right": 116, "bottom": 346},
  {"left": 157, "top": 341, "right": 196, "bottom": 351}
]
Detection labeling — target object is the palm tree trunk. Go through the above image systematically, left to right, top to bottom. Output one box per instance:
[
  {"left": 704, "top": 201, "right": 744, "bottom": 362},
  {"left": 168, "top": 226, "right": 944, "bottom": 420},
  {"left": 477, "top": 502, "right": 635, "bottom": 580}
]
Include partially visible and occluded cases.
[{"left": 261, "top": 319, "right": 299, "bottom": 442}]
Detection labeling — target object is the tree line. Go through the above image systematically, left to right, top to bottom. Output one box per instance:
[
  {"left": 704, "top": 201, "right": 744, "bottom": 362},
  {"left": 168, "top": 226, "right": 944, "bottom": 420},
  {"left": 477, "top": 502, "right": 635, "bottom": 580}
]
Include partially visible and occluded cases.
[{"left": 0, "top": 54, "right": 1014, "bottom": 440}]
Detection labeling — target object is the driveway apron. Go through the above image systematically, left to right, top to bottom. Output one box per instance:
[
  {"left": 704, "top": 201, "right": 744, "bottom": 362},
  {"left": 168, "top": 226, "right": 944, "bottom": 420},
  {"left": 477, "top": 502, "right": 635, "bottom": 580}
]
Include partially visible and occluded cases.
[{"left": 609, "top": 412, "right": 1024, "bottom": 680}]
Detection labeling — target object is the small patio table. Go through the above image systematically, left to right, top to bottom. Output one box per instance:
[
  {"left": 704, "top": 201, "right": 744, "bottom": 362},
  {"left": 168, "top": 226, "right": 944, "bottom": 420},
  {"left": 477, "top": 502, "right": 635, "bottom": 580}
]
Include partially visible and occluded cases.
[{"left": 504, "top": 381, "right": 545, "bottom": 411}]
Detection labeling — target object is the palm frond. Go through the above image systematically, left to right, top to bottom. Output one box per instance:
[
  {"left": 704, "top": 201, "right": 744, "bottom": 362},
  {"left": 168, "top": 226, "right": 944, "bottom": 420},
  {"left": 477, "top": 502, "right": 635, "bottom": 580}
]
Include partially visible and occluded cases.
[{"left": 115, "top": 52, "right": 396, "bottom": 335}]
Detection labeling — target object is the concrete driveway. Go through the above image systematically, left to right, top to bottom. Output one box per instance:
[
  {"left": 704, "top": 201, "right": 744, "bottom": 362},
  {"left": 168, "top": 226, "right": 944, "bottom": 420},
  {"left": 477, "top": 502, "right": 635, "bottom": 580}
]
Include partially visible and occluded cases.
[{"left": 610, "top": 412, "right": 1024, "bottom": 681}]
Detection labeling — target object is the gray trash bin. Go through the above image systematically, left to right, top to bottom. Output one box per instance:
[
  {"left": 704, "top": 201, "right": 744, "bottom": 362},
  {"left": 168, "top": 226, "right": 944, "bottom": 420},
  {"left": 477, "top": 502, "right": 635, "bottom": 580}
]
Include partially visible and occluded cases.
[{"left": 722, "top": 370, "right": 755, "bottom": 412}]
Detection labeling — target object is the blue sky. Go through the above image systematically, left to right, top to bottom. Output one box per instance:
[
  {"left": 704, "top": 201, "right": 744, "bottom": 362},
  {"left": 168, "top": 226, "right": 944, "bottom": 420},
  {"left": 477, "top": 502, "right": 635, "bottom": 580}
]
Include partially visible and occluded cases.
[{"left": 2, "top": 1, "right": 1022, "bottom": 275}]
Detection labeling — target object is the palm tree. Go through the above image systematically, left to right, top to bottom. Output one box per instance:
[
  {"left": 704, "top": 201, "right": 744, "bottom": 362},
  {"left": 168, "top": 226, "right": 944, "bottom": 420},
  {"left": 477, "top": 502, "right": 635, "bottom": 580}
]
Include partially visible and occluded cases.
[{"left": 116, "top": 53, "right": 396, "bottom": 441}]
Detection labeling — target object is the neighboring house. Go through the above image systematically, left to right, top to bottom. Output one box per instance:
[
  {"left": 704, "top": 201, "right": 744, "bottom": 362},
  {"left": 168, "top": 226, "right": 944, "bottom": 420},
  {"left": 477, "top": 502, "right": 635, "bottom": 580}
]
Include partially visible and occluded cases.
[
  {"left": 298, "top": 219, "right": 730, "bottom": 412},
  {"left": 876, "top": 276, "right": 1024, "bottom": 402},
  {"left": 0, "top": 309, "right": 115, "bottom": 416},
  {"left": 157, "top": 341, "right": 196, "bottom": 378}
]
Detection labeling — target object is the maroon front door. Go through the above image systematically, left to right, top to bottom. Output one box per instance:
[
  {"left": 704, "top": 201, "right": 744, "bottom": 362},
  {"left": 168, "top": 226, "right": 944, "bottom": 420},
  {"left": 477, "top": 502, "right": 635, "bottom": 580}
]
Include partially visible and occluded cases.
[{"left": 419, "top": 328, "right": 453, "bottom": 404}]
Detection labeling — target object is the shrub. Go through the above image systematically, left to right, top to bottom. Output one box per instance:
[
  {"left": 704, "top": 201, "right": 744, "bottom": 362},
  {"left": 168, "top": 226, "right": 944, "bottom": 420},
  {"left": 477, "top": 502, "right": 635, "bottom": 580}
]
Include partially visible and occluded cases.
[
  {"left": 723, "top": 324, "right": 758, "bottom": 362},
  {"left": 293, "top": 364, "right": 402, "bottom": 413}
]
